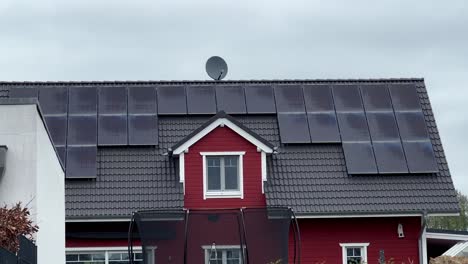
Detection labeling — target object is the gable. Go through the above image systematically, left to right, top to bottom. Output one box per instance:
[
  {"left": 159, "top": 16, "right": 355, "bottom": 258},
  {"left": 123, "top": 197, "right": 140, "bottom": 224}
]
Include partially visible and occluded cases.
[{"left": 171, "top": 115, "right": 274, "bottom": 155}]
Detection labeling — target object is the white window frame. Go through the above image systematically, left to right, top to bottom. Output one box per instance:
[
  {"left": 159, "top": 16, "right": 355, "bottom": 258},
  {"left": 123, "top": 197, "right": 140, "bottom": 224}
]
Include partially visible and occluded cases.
[
  {"left": 201, "top": 151, "right": 245, "bottom": 199},
  {"left": 339, "top": 243, "right": 369, "bottom": 264},
  {"left": 202, "top": 245, "right": 243, "bottom": 264},
  {"left": 66, "top": 247, "right": 155, "bottom": 264}
]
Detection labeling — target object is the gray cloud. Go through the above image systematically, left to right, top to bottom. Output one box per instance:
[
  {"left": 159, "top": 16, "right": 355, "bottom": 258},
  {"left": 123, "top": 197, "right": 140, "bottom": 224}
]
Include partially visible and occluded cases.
[{"left": 1, "top": 0, "right": 467, "bottom": 192}]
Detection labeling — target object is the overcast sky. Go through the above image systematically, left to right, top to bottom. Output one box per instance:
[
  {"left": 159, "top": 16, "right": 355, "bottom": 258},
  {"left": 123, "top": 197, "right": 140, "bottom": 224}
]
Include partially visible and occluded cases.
[{"left": 1, "top": 0, "right": 467, "bottom": 193}]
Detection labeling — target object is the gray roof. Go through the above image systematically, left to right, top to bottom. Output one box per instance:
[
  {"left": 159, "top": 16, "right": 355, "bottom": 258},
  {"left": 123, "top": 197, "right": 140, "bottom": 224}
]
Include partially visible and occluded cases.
[{"left": 0, "top": 79, "right": 459, "bottom": 219}]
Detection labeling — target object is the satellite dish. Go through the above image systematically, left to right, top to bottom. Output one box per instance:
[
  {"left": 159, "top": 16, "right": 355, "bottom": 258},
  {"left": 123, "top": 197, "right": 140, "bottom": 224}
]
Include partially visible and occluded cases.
[{"left": 206, "top": 56, "right": 228, "bottom": 80}]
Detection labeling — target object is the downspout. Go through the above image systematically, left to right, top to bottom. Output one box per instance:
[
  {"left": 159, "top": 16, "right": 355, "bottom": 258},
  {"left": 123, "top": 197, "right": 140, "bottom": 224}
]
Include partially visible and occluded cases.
[{"left": 419, "top": 211, "right": 428, "bottom": 264}]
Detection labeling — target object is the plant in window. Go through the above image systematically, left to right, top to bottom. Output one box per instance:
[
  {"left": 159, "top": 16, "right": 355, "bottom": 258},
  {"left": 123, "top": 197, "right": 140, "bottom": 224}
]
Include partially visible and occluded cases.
[{"left": 0, "top": 202, "right": 38, "bottom": 253}]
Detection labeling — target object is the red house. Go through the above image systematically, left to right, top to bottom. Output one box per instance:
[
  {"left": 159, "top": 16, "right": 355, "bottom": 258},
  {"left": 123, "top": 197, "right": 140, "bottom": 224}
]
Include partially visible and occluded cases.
[{"left": 1, "top": 78, "right": 459, "bottom": 264}]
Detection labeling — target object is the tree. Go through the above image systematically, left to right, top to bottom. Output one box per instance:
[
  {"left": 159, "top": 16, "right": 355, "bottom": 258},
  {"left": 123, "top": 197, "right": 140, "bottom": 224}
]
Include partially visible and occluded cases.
[
  {"left": 427, "top": 190, "right": 468, "bottom": 231},
  {"left": 0, "top": 202, "right": 38, "bottom": 253}
]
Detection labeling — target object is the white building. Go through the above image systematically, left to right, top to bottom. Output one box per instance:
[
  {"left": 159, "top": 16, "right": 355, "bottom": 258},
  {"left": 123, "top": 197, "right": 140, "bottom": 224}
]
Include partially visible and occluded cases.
[{"left": 0, "top": 99, "right": 65, "bottom": 264}]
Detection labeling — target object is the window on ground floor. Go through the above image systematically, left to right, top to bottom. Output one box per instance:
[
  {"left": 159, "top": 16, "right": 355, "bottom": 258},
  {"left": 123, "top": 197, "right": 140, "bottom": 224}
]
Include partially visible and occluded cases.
[
  {"left": 339, "top": 243, "right": 369, "bottom": 264},
  {"left": 203, "top": 245, "right": 242, "bottom": 264},
  {"left": 66, "top": 247, "right": 154, "bottom": 264}
]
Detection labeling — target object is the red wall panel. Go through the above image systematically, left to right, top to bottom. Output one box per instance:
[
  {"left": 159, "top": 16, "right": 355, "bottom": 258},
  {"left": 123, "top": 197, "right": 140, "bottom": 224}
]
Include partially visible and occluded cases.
[
  {"left": 183, "top": 127, "right": 266, "bottom": 209},
  {"left": 290, "top": 217, "right": 421, "bottom": 264}
]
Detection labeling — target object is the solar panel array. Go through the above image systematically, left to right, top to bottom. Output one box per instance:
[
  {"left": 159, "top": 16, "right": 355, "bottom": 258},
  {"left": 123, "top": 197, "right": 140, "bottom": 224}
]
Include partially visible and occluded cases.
[{"left": 8, "top": 82, "right": 438, "bottom": 178}]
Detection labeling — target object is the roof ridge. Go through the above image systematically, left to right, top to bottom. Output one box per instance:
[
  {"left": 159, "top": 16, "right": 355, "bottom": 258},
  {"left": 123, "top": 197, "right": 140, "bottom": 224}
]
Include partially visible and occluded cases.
[{"left": 0, "top": 78, "right": 424, "bottom": 86}]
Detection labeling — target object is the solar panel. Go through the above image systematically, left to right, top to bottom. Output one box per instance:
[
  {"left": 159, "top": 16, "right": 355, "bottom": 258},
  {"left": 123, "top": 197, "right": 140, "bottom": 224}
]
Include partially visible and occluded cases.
[
  {"left": 389, "top": 83, "right": 421, "bottom": 111},
  {"left": 360, "top": 84, "right": 393, "bottom": 111},
  {"left": 157, "top": 85, "right": 187, "bottom": 114},
  {"left": 215, "top": 85, "right": 247, "bottom": 114},
  {"left": 244, "top": 85, "right": 276, "bottom": 114},
  {"left": 274, "top": 85, "right": 305, "bottom": 112},
  {"left": 303, "top": 85, "right": 335, "bottom": 112},
  {"left": 332, "top": 85, "right": 363, "bottom": 112},
  {"left": 98, "top": 86, "right": 127, "bottom": 114},
  {"left": 186, "top": 86, "right": 217, "bottom": 114},
  {"left": 9, "top": 87, "right": 38, "bottom": 98},
  {"left": 39, "top": 87, "right": 68, "bottom": 115},
  {"left": 69, "top": 87, "right": 97, "bottom": 115},
  {"left": 128, "top": 87, "right": 157, "bottom": 114},
  {"left": 395, "top": 111, "right": 429, "bottom": 140},
  {"left": 307, "top": 112, "right": 341, "bottom": 143},
  {"left": 337, "top": 112, "right": 370, "bottom": 142},
  {"left": 366, "top": 112, "right": 400, "bottom": 141},
  {"left": 277, "top": 113, "right": 311, "bottom": 143},
  {"left": 44, "top": 115, "right": 67, "bottom": 146},
  {"left": 67, "top": 115, "right": 97, "bottom": 145},
  {"left": 98, "top": 115, "right": 128, "bottom": 145},
  {"left": 128, "top": 115, "right": 158, "bottom": 145},
  {"left": 402, "top": 140, "right": 438, "bottom": 173},
  {"left": 342, "top": 142, "right": 378, "bottom": 174},
  {"left": 373, "top": 142, "right": 409, "bottom": 173},
  {"left": 56, "top": 146, "right": 66, "bottom": 167},
  {"left": 66, "top": 146, "right": 97, "bottom": 178}
]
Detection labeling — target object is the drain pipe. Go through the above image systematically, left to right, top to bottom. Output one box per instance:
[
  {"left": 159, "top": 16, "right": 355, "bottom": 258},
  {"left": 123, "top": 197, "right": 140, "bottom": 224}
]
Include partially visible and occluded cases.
[{"left": 419, "top": 211, "right": 428, "bottom": 264}]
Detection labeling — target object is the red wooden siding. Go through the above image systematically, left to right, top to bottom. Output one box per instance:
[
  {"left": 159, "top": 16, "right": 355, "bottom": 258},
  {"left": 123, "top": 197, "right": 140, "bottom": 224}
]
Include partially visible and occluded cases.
[
  {"left": 183, "top": 126, "right": 266, "bottom": 209},
  {"left": 289, "top": 217, "right": 421, "bottom": 263}
]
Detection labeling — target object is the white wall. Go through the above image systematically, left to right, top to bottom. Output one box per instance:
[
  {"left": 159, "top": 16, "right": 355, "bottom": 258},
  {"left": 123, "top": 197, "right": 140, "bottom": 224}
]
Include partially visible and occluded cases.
[
  {"left": 0, "top": 104, "right": 65, "bottom": 264},
  {"left": 35, "top": 112, "right": 65, "bottom": 264}
]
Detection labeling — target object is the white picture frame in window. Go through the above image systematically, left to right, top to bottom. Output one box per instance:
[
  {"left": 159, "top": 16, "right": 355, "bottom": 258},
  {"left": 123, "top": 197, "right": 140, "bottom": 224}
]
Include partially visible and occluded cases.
[
  {"left": 201, "top": 151, "right": 245, "bottom": 199},
  {"left": 339, "top": 243, "right": 370, "bottom": 264}
]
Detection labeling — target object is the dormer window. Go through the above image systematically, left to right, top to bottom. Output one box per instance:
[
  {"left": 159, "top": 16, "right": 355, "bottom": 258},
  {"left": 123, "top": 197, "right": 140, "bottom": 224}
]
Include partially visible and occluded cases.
[{"left": 201, "top": 152, "right": 245, "bottom": 199}]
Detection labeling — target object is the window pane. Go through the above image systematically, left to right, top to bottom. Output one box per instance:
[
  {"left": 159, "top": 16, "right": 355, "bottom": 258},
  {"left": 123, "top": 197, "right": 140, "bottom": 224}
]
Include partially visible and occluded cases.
[
  {"left": 224, "top": 156, "right": 238, "bottom": 166},
  {"left": 224, "top": 156, "right": 239, "bottom": 190},
  {"left": 207, "top": 157, "right": 221, "bottom": 191},
  {"left": 207, "top": 157, "right": 221, "bottom": 166},
  {"left": 225, "top": 166, "right": 238, "bottom": 190},
  {"left": 208, "top": 167, "right": 221, "bottom": 190},
  {"left": 347, "top": 248, "right": 353, "bottom": 256},
  {"left": 353, "top": 248, "right": 361, "bottom": 256},
  {"left": 226, "top": 249, "right": 240, "bottom": 258},
  {"left": 92, "top": 253, "right": 105, "bottom": 260},
  {"left": 109, "top": 253, "right": 122, "bottom": 260},
  {"left": 134, "top": 253, "right": 143, "bottom": 260},
  {"left": 66, "top": 254, "right": 78, "bottom": 261},
  {"left": 79, "top": 254, "right": 92, "bottom": 261},
  {"left": 347, "top": 257, "right": 362, "bottom": 264}
]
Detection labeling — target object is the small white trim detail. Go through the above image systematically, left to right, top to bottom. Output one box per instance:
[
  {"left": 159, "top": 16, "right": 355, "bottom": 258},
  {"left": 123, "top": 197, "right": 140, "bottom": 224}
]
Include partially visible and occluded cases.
[
  {"left": 172, "top": 118, "right": 273, "bottom": 155},
  {"left": 200, "top": 151, "right": 246, "bottom": 156},
  {"left": 261, "top": 151, "right": 267, "bottom": 194},
  {"left": 201, "top": 152, "right": 244, "bottom": 200},
  {"left": 179, "top": 153, "right": 185, "bottom": 194},
  {"left": 294, "top": 213, "right": 454, "bottom": 219},
  {"left": 66, "top": 218, "right": 129, "bottom": 223},
  {"left": 421, "top": 226, "right": 428, "bottom": 264},
  {"left": 426, "top": 232, "right": 468, "bottom": 241},
  {"left": 339, "top": 243, "right": 369, "bottom": 264},
  {"left": 66, "top": 246, "right": 142, "bottom": 252}
]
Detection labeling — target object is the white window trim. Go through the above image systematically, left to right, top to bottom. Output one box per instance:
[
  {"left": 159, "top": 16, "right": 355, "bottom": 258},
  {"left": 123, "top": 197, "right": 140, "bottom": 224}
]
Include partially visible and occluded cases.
[
  {"left": 173, "top": 118, "right": 273, "bottom": 155},
  {"left": 201, "top": 151, "right": 245, "bottom": 199},
  {"left": 339, "top": 243, "right": 370, "bottom": 264},
  {"left": 202, "top": 245, "right": 243, "bottom": 264},
  {"left": 66, "top": 246, "right": 155, "bottom": 264}
]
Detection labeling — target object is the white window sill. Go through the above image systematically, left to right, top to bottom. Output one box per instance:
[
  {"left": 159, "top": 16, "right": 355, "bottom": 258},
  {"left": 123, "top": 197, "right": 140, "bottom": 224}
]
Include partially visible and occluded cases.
[{"left": 205, "top": 191, "right": 243, "bottom": 199}]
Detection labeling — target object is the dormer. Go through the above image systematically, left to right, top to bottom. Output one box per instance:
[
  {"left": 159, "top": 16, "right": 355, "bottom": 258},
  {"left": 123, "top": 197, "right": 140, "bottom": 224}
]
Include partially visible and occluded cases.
[{"left": 170, "top": 111, "right": 275, "bottom": 207}]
